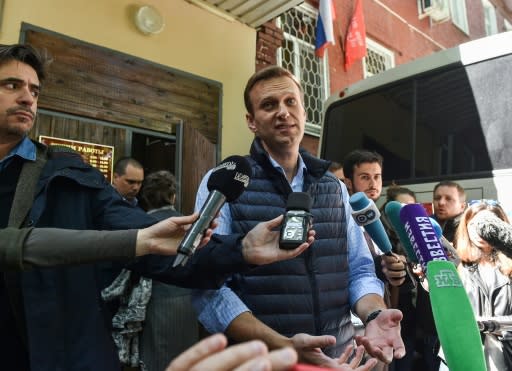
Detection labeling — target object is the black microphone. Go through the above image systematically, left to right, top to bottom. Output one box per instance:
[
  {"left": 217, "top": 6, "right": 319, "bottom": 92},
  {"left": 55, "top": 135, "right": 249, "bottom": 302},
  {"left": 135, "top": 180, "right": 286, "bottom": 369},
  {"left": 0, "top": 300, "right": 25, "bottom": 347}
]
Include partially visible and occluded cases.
[
  {"left": 173, "top": 155, "right": 251, "bottom": 267},
  {"left": 279, "top": 192, "right": 313, "bottom": 250},
  {"left": 472, "top": 210, "right": 512, "bottom": 259},
  {"left": 478, "top": 319, "right": 512, "bottom": 333}
]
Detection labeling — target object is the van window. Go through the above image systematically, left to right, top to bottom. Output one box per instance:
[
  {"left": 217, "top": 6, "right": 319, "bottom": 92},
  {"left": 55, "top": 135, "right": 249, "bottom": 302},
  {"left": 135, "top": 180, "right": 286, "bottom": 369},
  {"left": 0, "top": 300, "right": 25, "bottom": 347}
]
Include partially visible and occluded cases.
[{"left": 321, "top": 52, "right": 512, "bottom": 185}]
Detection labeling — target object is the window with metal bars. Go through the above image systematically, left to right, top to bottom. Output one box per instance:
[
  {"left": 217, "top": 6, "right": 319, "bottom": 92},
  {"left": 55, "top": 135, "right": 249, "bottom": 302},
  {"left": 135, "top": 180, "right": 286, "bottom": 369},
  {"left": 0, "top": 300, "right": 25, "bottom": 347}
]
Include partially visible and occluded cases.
[
  {"left": 277, "top": 3, "right": 330, "bottom": 137},
  {"left": 363, "top": 38, "right": 395, "bottom": 78}
]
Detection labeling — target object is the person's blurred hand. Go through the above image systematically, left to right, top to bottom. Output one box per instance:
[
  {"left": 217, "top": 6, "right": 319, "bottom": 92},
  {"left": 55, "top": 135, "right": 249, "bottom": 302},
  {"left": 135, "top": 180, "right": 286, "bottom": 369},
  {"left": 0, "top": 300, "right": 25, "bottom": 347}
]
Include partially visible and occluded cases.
[{"left": 166, "top": 333, "right": 297, "bottom": 371}]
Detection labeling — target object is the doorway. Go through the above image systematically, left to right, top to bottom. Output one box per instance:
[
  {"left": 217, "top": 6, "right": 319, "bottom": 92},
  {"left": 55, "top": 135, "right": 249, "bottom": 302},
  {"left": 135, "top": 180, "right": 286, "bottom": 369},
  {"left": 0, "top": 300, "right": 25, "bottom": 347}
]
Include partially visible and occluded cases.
[{"left": 33, "top": 110, "right": 182, "bottom": 209}]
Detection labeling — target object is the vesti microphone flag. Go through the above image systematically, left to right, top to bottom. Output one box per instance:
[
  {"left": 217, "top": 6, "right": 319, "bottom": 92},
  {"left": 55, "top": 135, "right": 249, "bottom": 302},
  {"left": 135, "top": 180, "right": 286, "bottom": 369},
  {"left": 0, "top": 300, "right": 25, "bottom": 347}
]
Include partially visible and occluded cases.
[
  {"left": 173, "top": 155, "right": 251, "bottom": 267},
  {"left": 400, "top": 203, "right": 486, "bottom": 371}
]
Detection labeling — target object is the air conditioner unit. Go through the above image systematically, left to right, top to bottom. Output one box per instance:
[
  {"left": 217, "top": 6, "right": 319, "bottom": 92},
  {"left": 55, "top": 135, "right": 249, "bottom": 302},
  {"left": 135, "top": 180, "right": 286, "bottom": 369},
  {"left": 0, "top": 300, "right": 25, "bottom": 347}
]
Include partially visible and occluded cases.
[{"left": 419, "top": 0, "right": 451, "bottom": 23}]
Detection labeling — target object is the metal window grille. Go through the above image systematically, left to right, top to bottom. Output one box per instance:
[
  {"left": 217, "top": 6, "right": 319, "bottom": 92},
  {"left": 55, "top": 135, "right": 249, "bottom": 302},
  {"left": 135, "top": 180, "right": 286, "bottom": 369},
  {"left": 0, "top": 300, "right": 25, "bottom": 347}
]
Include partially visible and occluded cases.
[
  {"left": 278, "top": 3, "right": 329, "bottom": 137},
  {"left": 363, "top": 39, "right": 395, "bottom": 78}
]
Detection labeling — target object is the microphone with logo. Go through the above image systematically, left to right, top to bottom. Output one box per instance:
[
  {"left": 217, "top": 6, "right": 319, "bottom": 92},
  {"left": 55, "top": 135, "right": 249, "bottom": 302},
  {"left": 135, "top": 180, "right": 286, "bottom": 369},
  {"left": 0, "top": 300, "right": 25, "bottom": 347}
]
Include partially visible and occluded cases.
[
  {"left": 173, "top": 155, "right": 251, "bottom": 267},
  {"left": 279, "top": 192, "right": 313, "bottom": 250},
  {"left": 349, "top": 192, "right": 393, "bottom": 255},
  {"left": 384, "top": 201, "right": 418, "bottom": 263},
  {"left": 400, "top": 203, "right": 485, "bottom": 371}
]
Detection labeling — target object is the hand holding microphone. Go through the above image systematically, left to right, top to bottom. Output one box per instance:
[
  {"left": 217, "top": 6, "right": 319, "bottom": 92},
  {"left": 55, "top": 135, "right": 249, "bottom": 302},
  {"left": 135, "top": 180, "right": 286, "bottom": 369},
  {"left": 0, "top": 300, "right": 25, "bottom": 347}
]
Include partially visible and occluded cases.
[
  {"left": 173, "top": 155, "right": 251, "bottom": 267},
  {"left": 349, "top": 192, "right": 407, "bottom": 287},
  {"left": 384, "top": 201, "right": 418, "bottom": 263}
]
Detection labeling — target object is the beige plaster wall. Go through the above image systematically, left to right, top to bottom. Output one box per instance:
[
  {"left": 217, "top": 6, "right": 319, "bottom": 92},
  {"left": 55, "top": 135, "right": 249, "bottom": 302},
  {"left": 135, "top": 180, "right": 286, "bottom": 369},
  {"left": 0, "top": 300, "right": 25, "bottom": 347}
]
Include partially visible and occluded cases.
[{"left": 0, "top": 0, "right": 255, "bottom": 158}]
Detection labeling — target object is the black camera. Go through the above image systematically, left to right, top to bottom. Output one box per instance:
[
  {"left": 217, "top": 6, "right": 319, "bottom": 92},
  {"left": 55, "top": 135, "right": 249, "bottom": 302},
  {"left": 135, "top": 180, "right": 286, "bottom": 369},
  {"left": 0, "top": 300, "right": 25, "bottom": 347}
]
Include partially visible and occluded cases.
[{"left": 279, "top": 192, "right": 313, "bottom": 250}]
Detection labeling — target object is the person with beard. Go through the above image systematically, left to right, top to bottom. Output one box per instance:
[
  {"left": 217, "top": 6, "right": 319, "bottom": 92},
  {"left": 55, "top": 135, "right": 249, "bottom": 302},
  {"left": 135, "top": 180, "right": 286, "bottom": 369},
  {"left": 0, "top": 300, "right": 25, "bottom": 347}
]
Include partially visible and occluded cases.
[
  {"left": 342, "top": 150, "right": 406, "bottom": 286},
  {"left": 343, "top": 151, "right": 413, "bottom": 371},
  {"left": 431, "top": 180, "right": 467, "bottom": 243}
]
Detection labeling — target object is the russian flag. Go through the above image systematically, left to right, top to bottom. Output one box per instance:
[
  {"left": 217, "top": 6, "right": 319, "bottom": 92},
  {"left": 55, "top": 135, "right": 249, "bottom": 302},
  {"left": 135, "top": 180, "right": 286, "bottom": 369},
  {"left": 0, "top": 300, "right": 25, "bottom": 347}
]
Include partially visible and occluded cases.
[{"left": 315, "top": 0, "right": 336, "bottom": 58}]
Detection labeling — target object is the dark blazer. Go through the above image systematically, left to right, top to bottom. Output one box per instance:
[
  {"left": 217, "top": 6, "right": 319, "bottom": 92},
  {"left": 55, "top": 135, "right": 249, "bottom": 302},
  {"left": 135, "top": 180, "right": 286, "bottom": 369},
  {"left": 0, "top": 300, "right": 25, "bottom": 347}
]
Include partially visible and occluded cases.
[{"left": 1, "top": 142, "right": 247, "bottom": 371}]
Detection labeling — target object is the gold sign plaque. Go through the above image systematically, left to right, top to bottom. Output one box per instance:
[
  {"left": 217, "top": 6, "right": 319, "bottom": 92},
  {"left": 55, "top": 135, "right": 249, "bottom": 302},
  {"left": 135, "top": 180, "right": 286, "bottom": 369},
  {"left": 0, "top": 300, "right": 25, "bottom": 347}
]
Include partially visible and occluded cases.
[{"left": 39, "top": 135, "right": 114, "bottom": 182}]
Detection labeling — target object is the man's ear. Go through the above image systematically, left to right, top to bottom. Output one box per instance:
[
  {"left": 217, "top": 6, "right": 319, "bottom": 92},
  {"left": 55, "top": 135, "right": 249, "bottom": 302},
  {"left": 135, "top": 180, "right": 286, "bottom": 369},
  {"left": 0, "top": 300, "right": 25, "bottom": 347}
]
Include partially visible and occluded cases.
[
  {"left": 246, "top": 113, "right": 256, "bottom": 133},
  {"left": 344, "top": 178, "right": 353, "bottom": 194},
  {"left": 460, "top": 201, "right": 467, "bottom": 213}
]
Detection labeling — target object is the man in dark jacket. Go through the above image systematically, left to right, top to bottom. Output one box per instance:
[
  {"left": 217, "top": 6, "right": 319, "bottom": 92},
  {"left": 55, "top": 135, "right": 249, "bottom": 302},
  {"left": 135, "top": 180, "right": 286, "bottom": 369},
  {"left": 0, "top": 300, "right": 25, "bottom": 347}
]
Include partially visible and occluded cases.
[{"left": 0, "top": 44, "right": 312, "bottom": 370}]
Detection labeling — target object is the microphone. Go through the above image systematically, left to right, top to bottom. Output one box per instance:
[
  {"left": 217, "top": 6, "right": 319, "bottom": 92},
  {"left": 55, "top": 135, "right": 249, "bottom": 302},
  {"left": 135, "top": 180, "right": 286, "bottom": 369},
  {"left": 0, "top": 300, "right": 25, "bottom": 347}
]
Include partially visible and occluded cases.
[
  {"left": 173, "top": 155, "right": 251, "bottom": 267},
  {"left": 279, "top": 192, "right": 313, "bottom": 250},
  {"left": 349, "top": 192, "right": 392, "bottom": 255},
  {"left": 384, "top": 201, "right": 418, "bottom": 263},
  {"left": 400, "top": 203, "right": 486, "bottom": 371},
  {"left": 399, "top": 204, "right": 449, "bottom": 271},
  {"left": 472, "top": 210, "right": 512, "bottom": 259},
  {"left": 429, "top": 217, "right": 460, "bottom": 264},
  {"left": 478, "top": 319, "right": 512, "bottom": 333}
]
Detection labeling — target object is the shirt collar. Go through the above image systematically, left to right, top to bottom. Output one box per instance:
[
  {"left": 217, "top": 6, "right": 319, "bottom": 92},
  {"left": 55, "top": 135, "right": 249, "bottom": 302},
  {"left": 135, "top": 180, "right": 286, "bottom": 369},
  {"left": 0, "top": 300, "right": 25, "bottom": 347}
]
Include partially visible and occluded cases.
[
  {"left": 0, "top": 136, "right": 36, "bottom": 170},
  {"left": 267, "top": 153, "right": 307, "bottom": 192}
]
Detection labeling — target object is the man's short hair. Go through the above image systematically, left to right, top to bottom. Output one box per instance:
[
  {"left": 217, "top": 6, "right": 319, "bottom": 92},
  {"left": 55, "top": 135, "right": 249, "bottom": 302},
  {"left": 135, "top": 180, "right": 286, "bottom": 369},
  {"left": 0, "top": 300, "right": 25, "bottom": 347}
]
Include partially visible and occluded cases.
[
  {"left": 0, "top": 44, "right": 51, "bottom": 82},
  {"left": 243, "top": 66, "right": 304, "bottom": 115},
  {"left": 343, "top": 150, "right": 384, "bottom": 181},
  {"left": 113, "top": 157, "right": 143, "bottom": 176},
  {"left": 328, "top": 161, "right": 343, "bottom": 173},
  {"left": 139, "top": 170, "right": 177, "bottom": 211},
  {"left": 433, "top": 180, "right": 466, "bottom": 202},
  {"left": 385, "top": 185, "right": 416, "bottom": 203}
]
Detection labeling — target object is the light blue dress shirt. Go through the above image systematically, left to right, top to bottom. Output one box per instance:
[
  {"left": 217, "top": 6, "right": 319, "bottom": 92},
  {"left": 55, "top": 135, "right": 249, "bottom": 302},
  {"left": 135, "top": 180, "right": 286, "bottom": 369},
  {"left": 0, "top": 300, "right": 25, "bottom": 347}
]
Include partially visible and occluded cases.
[
  {"left": 0, "top": 136, "right": 36, "bottom": 171},
  {"left": 192, "top": 154, "right": 384, "bottom": 333}
]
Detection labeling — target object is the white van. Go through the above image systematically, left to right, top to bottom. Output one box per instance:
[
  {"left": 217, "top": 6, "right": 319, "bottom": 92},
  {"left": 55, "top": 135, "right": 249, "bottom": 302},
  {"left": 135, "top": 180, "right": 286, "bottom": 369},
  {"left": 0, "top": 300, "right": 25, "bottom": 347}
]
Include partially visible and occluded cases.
[{"left": 319, "top": 31, "right": 512, "bottom": 213}]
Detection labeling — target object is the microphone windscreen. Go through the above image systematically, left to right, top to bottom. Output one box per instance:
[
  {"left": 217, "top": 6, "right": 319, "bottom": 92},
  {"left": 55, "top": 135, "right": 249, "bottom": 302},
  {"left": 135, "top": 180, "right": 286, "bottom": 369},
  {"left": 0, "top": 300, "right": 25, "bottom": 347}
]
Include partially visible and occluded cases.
[
  {"left": 207, "top": 155, "right": 251, "bottom": 202},
  {"left": 286, "top": 192, "right": 312, "bottom": 211},
  {"left": 349, "top": 192, "right": 392, "bottom": 254},
  {"left": 384, "top": 201, "right": 418, "bottom": 263},
  {"left": 472, "top": 210, "right": 512, "bottom": 259},
  {"left": 427, "top": 260, "right": 486, "bottom": 371}
]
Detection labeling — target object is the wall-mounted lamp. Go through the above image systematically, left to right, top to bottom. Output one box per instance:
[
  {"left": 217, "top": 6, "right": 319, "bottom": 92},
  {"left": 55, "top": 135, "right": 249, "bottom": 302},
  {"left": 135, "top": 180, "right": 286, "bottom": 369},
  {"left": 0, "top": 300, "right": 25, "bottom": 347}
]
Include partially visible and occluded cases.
[{"left": 134, "top": 5, "right": 165, "bottom": 35}]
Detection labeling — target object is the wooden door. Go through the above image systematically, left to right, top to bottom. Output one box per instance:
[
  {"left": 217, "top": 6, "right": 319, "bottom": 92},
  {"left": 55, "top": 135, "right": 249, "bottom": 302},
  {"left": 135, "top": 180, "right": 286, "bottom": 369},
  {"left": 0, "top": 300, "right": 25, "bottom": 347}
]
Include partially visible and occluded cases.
[{"left": 23, "top": 25, "right": 221, "bottom": 213}]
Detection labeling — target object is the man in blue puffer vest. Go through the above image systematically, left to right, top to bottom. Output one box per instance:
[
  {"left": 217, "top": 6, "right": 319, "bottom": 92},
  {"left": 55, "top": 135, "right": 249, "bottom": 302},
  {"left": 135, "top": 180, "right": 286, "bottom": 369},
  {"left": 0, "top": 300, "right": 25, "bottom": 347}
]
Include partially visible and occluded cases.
[
  {"left": 0, "top": 44, "right": 313, "bottom": 371},
  {"left": 192, "top": 66, "right": 406, "bottom": 369}
]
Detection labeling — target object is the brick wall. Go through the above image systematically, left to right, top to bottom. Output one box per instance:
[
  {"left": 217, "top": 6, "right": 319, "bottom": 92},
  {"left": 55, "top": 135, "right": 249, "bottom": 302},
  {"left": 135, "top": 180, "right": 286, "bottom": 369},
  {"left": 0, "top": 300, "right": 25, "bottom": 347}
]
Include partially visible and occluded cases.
[{"left": 255, "top": 21, "right": 284, "bottom": 71}]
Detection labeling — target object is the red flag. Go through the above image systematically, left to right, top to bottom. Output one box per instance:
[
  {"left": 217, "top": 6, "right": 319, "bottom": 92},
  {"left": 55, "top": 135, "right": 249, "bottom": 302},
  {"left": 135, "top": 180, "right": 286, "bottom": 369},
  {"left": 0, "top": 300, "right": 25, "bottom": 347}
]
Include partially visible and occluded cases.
[{"left": 344, "top": 0, "right": 367, "bottom": 71}]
